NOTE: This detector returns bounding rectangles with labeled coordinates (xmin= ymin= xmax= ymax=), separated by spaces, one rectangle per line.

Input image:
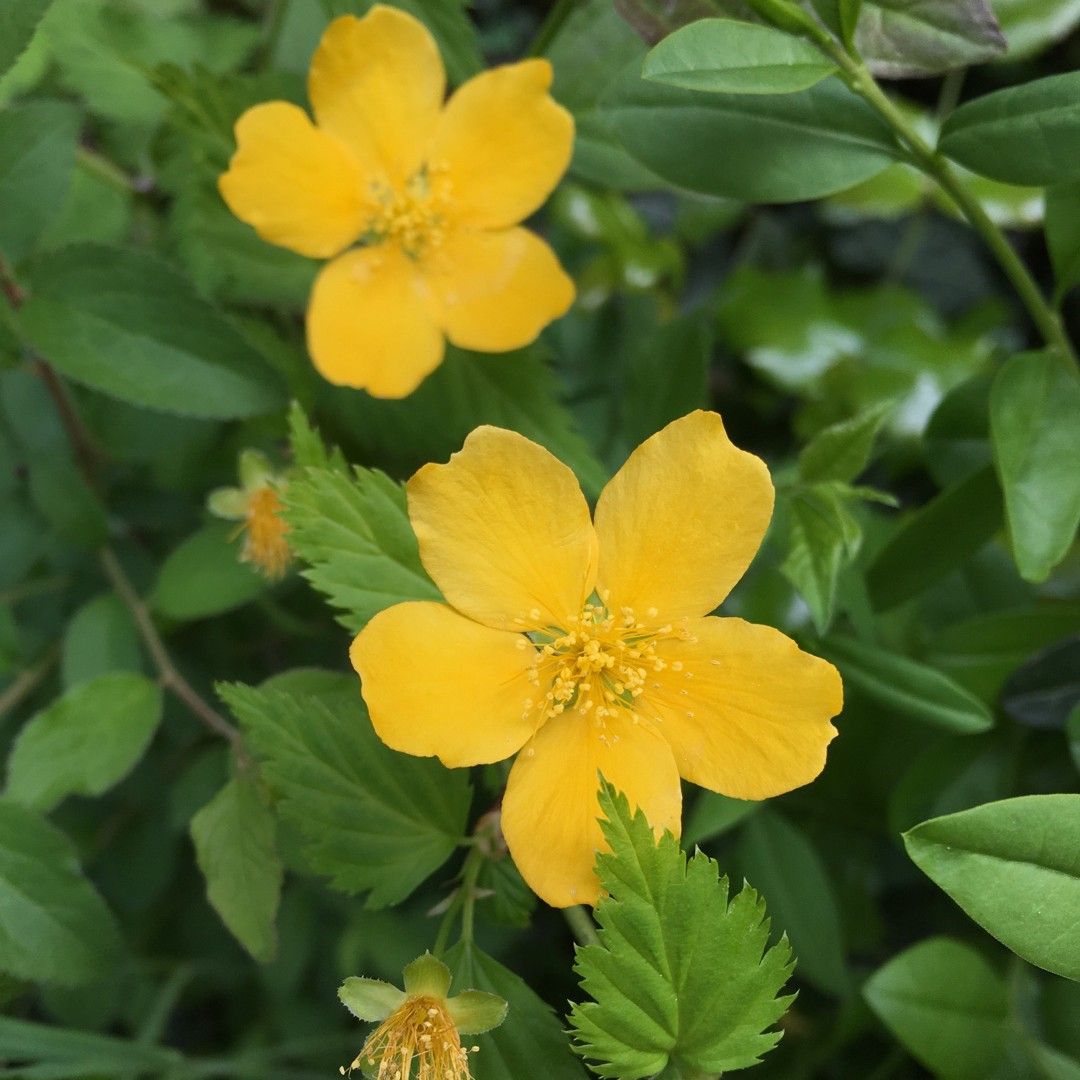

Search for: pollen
xmin=346 ymin=995 xmax=474 ymax=1080
xmin=241 ymin=485 xmax=291 ymax=581
xmin=365 ymin=164 xmax=451 ymax=260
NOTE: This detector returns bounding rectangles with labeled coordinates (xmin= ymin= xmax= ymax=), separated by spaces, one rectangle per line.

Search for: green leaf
xmin=284 ymin=464 xmax=440 ymax=633
xmin=798 ymin=401 xmax=894 ymax=483
xmin=150 ymin=521 xmax=265 ymax=621
xmin=445 ymin=941 xmax=587 ymax=1080
xmin=220 ymin=674 xmax=471 ymax=907
xmin=287 ymin=401 xmax=347 ymax=473
xmin=1069 ymin=703 xmax=1080 ymax=773
xmin=0 ymin=1016 xmax=182 ymax=1075
xmin=736 ymin=809 xmax=849 ymax=997
xmin=0 ymin=0 xmax=53 ymax=77
xmin=599 ymin=65 xmax=899 ymax=202
xmin=1001 ymin=638 xmax=1080 ymax=729
xmin=5 ymin=672 xmax=163 ymax=812
xmin=939 ymin=72 xmax=1080 ymax=186
xmin=569 ymin=784 xmax=794 ymax=1078
xmin=866 ymin=462 xmax=1003 ymax=611
xmin=61 ymin=594 xmax=143 ymax=689
xmin=190 ymin=775 xmax=282 ymax=963
xmin=0 ymin=101 xmax=79 ymax=266
xmin=853 ymin=0 xmax=1006 ymax=78
xmin=992 ymin=0 xmax=1080 ymax=60
xmin=821 ymin=634 xmax=994 ymax=733
xmin=904 ymin=795 xmax=1080 ymax=980
xmin=17 ymin=244 xmax=287 ymax=420
xmin=864 ymin=937 xmax=1009 ymax=1080
xmin=683 ymin=792 xmax=758 ymax=847
xmin=643 ymin=19 xmax=837 ymax=94
xmin=612 ymin=0 xmax=729 ymax=44
xmin=991 ymin=352 xmax=1080 ymax=583
xmin=1047 ymin=181 xmax=1080 ymax=302
xmin=0 ymin=800 xmax=123 ymax=985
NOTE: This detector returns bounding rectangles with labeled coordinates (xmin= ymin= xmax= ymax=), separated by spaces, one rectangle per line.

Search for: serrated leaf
xmin=798 ymin=401 xmax=894 ymax=483
xmin=0 ymin=800 xmax=124 ymax=985
xmin=283 ymin=464 xmax=440 ymax=633
xmin=219 ymin=673 xmax=470 ymax=907
xmin=903 ymin=795 xmax=1080 ymax=980
xmin=5 ymin=673 xmax=163 ymax=812
xmin=190 ymin=775 xmax=282 ymax=963
xmin=287 ymin=402 xmax=347 ymax=473
xmin=570 ymin=783 xmax=794 ymax=1078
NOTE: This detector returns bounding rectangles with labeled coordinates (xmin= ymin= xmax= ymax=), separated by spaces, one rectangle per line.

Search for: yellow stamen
xmin=365 ymin=165 xmax=451 ymax=260
xmin=242 ymin=485 xmax=291 ymax=581
xmin=346 ymin=996 xmax=473 ymax=1080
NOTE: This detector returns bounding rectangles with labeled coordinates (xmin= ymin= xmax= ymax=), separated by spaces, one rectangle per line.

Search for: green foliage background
xmin=0 ymin=0 xmax=1078 ymax=1077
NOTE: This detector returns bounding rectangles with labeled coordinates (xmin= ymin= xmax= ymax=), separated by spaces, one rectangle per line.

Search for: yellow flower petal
xmin=407 ymin=427 xmax=597 ymax=631
xmin=350 ymin=601 xmax=538 ymax=767
xmin=308 ymin=7 xmax=444 ymax=185
xmin=650 ymin=617 xmax=842 ymax=800
xmin=424 ymin=227 xmax=575 ymax=352
xmin=429 ymin=59 xmax=573 ymax=230
xmin=502 ymin=712 xmax=682 ymax=907
xmin=306 ymin=246 xmax=444 ymax=398
xmin=218 ymin=102 xmax=366 ymax=259
xmin=594 ymin=411 xmax=774 ymax=619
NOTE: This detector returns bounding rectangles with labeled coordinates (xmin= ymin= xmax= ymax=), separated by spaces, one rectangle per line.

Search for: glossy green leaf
xmin=190 ymin=775 xmax=282 ymax=963
xmin=5 ymin=672 xmax=163 ymax=812
xmin=822 ymin=634 xmax=994 ymax=733
xmin=600 ymin=66 xmax=899 ymax=202
xmin=939 ymin=73 xmax=1080 ymax=186
xmin=0 ymin=800 xmax=123 ymax=985
xmin=990 ymin=352 xmax=1080 ymax=582
xmin=904 ymin=795 xmax=1080 ymax=980
xmin=864 ymin=937 xmax=1009 ymax=1080
xmin=18 ymin=244 xmax=287 ymax=420
xmin=1046 ymin=181 xmax=1080 ymax=302
xmin=643 ymin=19 xmax=836 ymax=94
xmin=0 ymin=0 xmax=53 ymax=76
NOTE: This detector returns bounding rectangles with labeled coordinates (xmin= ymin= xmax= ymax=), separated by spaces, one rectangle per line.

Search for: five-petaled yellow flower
xmin=219 ymin=5 xmax=576 ymax=398
xmin=351 ymin=411 xmax=843 ymax=908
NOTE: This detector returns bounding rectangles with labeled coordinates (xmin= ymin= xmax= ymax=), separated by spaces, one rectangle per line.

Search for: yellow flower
xmin=350 ymin=411 xmax=843 ymax=908
xmin=219 ymin=5 xmax=576 ymax=398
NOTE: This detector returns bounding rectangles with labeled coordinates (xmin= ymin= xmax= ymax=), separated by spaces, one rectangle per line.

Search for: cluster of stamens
xmin=241 ymin=485 xmax=291 ymax=581
xmin=519 ymin=595 xmax=697 ymax=735
xmin=364 ymin=164 xmax=451 ymax=260
xmin=343 ymin=996 xmax=478 ymax=1080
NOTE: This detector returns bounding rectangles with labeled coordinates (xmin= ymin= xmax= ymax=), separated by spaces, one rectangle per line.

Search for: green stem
xmin=563 ymin=904 xmax=599 ymax=947
xmin=528 ymin=0 xmax=578 ymax=56
xmin=76 ymin=146 xmax=141 ymax=194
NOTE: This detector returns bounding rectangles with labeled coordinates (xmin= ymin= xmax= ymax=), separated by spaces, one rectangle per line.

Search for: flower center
xmin=347 ymin=995 xmax=474 ymax=1080
xmin=364 ymin=164 xmax=451 ymax=260
xmin=524 ymin=599 xmax=694 ymax=728
xmin=242 ymin=486 xmax=290 ymax=581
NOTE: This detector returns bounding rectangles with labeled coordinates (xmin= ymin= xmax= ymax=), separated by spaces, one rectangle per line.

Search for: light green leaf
xmin=6 ymin=672 xmax=163 ymax=812
xmin=61 ymin=594 xmax=143 ymax=689
xmin=570 ymin=784 xmax=794 ymax=1078
xmin=287 ymin=401 xmax=347 ymax=473
xmin=798 ymin=400 xmax=894 ymax=483
xmin=151 ymin=521 xmax=265 ymax=620
xmin=990 ymin=352 xmax=1080 ymax=583
xmin=284 ymin=464 xmax=440 ymax=633
xmin=0 ymin=0 xmax=54 ymax=77
xmin=904 ymin=795 xmax=1080 ymax=980
xmin=190 ymin=775 xmax=283 ymax=963
xmin=0 ymin=101 xmax=79 ymax=266
xmin=220 ymin=673 xmax=471 ymax=908
xmin=18 ymin=244 xmax=287 ymax=420
xmin=445 ymin=941 xmax=586 ymax=1080
xmin=737 ymin=809 xmax=849 ymax=997
xmin=0 ymin=800 xmax=124 ymax=985
xmin=1046 ymin=181 xmax=1080 ymax=302
xmin=864 ymin=937 xmax=1009 ymax=1080
xmin=991 ymin=0 xmax=1080 ymax=61
xmin=643 ymin=19 xmax=837 ymax=95
xmin=939 ymin=72 xmax=1080 ymax=186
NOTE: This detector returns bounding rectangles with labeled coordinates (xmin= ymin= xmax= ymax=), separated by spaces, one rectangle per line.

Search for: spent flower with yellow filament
xmin=351 ymin=411 xmax=844 ymax=908
xmin=219 ymin=5 xmax=575 ymax=398
xmin=207 ymin=450 xmax=291 ymax=581
xmin=339 ymin=953 xmax=506 ymax=1080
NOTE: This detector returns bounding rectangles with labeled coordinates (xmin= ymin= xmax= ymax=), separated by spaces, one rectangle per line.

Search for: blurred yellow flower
xmin=219 ymin=5 xmax=576 ymax=398
xmin=351 ymin=411 xmax=843 ymax=908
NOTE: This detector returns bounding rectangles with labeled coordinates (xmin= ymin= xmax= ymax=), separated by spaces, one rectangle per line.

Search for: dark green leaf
xmin=191 ymin=775 xmax=283 ymax=963
xmin=612 ymin=0 xmax=731 ymax=45
xmin=0 ymin=800 xmax=124 ymax=985
xmin=1000 ymin=638 xmax=1080 ymax=729
xmin=0 ymin=1016 xmax=181 ymax=1075
xmin=939 ymin=73 xmax=1080 ymax=186
xmin=18 ymin=244 xmax=287 ymax=420
xmin=683 ymin=791 xmax=758 ymax=847
xmin=904 ymin=795 xmax=1080 ymax=980
xmin=864 ymin=937 xmax=1009 ymax=1080
xmin=643 ymin=19 xmax=837 ymax=94
xmin=991 ymin=352 xmax=1080 ymax=582
xmin=220 ymin=673 xmax=471 ymax=907
xmin=61 ymin=594 xmax=143 ymax=689
xmin=0 ymin=0 xmax=54 ymax=76
xmin=1046 ymin=181 xmax=1080 ymax=302
xmin=5 ymin=672 xmax=163 ymax=812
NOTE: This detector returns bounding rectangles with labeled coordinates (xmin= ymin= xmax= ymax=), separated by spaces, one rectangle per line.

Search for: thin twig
xmin=0 ymin=647 xmax=59 ymax=722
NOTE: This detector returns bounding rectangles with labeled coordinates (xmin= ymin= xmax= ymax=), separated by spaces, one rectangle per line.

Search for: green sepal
xmin=403 ymin=953 xmax=452 ymax=999
xmin=446 ymin=989 xmax=509 ymax=1035
xmin=206 ymin=486 xmax=247 ymax=520
xmin=338 ymin=977 xmax=406 ymax=1022
xmin=238 ymin=448 xmax=273 ymax=492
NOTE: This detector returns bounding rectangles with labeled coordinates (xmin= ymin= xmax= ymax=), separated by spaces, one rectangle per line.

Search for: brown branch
xmin=0 ymin=647 xmax=59 ymax=721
